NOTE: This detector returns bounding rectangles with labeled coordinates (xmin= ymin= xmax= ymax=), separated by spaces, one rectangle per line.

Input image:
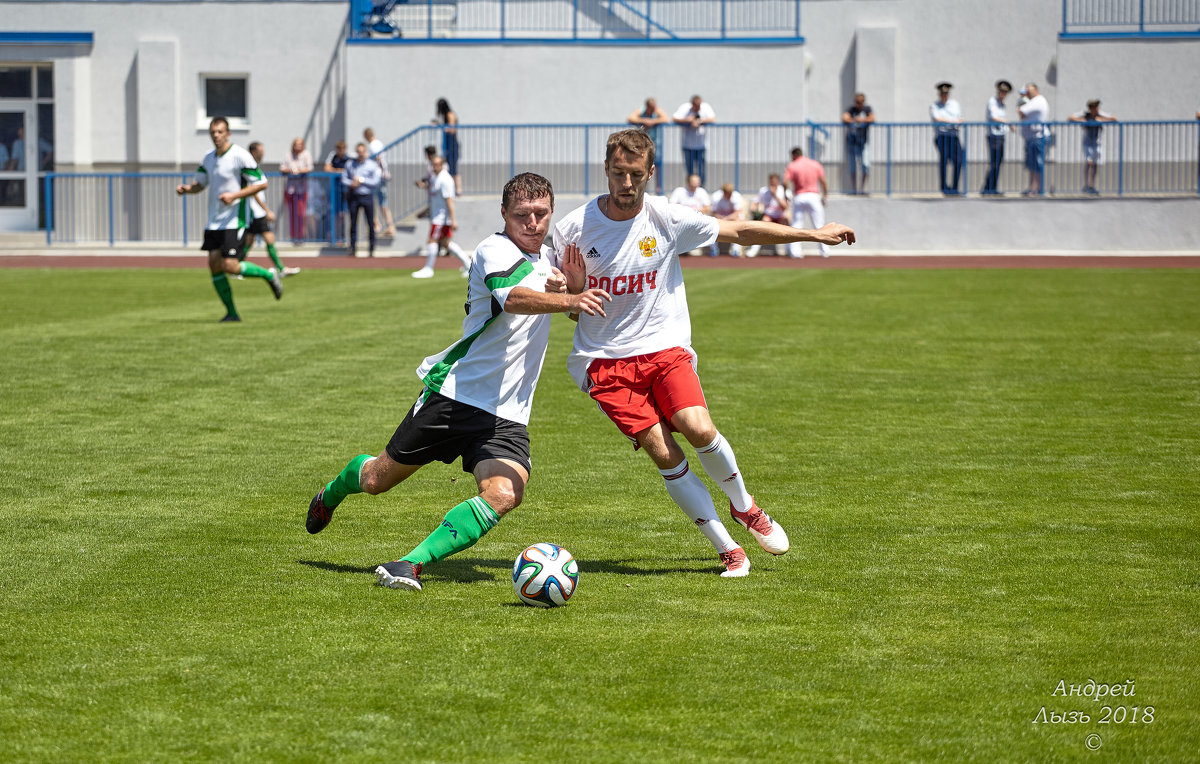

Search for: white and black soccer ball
xmin=512 ymin=543 xmax=579 ymax=607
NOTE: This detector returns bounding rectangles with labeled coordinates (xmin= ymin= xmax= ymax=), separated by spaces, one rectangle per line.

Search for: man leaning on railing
xmin=1068 ymin=99 xmax=1118 ymax=195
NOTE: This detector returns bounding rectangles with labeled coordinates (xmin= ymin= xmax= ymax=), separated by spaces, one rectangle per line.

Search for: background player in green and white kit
xmin=305 ymin=173 xmax=611 ymax=592
xmin=176 ymin=117 xmax=283 ymax=322
xmin=242 ymin=141 xmax=299 ymax=277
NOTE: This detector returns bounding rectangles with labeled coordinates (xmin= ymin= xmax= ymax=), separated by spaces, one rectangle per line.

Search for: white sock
xmin=423 ymin=241 xmax=439 ymax=269
xmin=446 ymin=240 xmax=471 ymax=268
xmin=695 ymin=432 xmax=754 ymax=513
xmin=660 ymin=460 xmax=739 ymax=553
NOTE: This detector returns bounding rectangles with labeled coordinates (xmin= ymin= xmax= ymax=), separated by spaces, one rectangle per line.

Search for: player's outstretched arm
xmin=717 ymin=219 xmax=855 ymax=247
xmin=504 ymin=286 xmax=611 ymax=318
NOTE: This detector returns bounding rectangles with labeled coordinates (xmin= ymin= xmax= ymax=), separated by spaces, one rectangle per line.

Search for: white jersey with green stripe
xmin=193 ymin=143 xmax=264 ymax=231
xmin=248 ymin=190 xmax=267 ymax=221
xmin=416 ymin=233 xmax=557 ymax=426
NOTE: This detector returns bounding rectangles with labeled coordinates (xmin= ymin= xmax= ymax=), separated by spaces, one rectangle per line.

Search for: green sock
xmin=240 ymin=261 xmax=273 ymax=279
xmin=266 ymin=242 xmax=284 ymax=272
xmin=211 ymin=273 xmax=237 ymax=317
xmin=322 ymin=454 xmax=372 ymax=508
xmin=402 ymin=496 xmax=500 ymax=566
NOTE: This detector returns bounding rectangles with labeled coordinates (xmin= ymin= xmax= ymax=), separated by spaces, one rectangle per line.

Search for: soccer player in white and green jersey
xmin=305 ymin=173 xmax=611 ymax=592
xmin=176 ymin=117 xmax=282 ymax=322
xmin=242 ymin=141 xmax=299 ymax=277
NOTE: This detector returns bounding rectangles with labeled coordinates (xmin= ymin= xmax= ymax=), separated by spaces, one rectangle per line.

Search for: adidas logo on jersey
xmin=585 ymin=247 xmax=601 ymax=258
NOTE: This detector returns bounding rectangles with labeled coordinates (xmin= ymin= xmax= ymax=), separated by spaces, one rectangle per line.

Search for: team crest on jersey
xmin=638 ymin=236 xmax=658 ymax=258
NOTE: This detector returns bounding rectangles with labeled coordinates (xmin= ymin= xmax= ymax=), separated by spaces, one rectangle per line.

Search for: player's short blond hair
xmin=605 ymin=129 xmax=655 ymax=172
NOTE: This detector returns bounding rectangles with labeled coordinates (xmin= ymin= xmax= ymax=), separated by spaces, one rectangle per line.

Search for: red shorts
xmin=430 ymin=223 xmax=453 ymax=240
xmin=587 ymin=347 xmax=708 ymax=443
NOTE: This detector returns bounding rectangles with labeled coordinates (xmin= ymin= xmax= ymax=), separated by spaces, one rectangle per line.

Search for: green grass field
xmin=1 ymin=265 xmax=1197 ymax=762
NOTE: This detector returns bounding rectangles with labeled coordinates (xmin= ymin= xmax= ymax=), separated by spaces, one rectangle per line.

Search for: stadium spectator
xmin=323 ymin=140 xmax=349 ymax=174
xmin=842 ymin=92 xmax=874 ymax=194
xmin=930 ymin=81 xmax=964 ymax=195
xmin=673 ymin=95 xmax=715 ymax=186
xmin=175 ymin=117 xmax=282 ymax=322
xmin=303 ymin=174 xmax=328 ymax=242
xmin=38 ymin=131 xmax=54 ymax=171
xmin=1018 ymin=83 xmax=1050 ymax=196
xmin=745 ymin=173 xmax=791 ymax=257
xmin=244 ymin=141 xmax=298 ymax=277
xmin=342 ymin=141 xmax=382 ymax=257
xmin=784 ymin=146 xmax=829 ymax=258
xmin=323 ymin=140 xmax=351 ymax=243
xmin=628 ymin=97 xmax=669 ymax=193
xmin=1068 ymin=99 xmax=1117 ymax=195
xmin=412 ymin=155 xmax=472 ymax=279
xmin=983 ymin=80 xmax=1013 ymax=195
xmin=668 ymin=173 xmax=710 ymax=213
xmin=7 ymin=125 xmax=25 ymax=171
xmin=413 ymin=144 xmax=439 ymax=223
xmin=668 ymin=173 xmax=710 ymax=255
xmin=363 ymin=127 xmax=394 ymax=236
xmin=306 ymin=173 xmax=612 ymax=593
xmin=707 ymin=182 xmax=745 ymax=257
xmin=434 ymin=98 xmax=462 ymax=195
xmin=550 ymin=129 xmax=855 ymax=577
xmin=417 ymin=144 xmax=438 ymax=188
xmin=279 ymin=137 xmax=313 ymax=244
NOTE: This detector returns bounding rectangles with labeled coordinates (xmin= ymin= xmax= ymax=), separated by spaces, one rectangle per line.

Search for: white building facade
xmin=1 ymin=0 xmax=1197 ymax=232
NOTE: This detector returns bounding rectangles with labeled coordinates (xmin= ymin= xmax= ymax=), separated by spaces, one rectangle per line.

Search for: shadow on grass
xmin=154 ymin=318 xmax=238 ymax=324
xmin=297 ymin=559 xmax=378 ymax=575
xmin=297 ymin=556 xmax=716 ymax=581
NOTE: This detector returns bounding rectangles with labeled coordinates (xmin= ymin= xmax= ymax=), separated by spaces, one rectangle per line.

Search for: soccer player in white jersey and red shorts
xmin=552 ymin=129 xmax=855 ymax=577
xmin=412 ymin=155 xmax=473 ymax=279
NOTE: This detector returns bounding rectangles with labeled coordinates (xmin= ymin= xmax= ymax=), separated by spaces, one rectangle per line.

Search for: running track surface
xmin=2 ymin=254 xmax=1198 ymax=269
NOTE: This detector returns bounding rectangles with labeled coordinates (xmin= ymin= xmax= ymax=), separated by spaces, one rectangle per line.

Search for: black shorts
xmin=246 ymin=216 xmax=271 ymax=235
xmin=202 ymin=228 xmax=244 ymax=258
xmin=386 ymin=389 xmax=532 ymax=474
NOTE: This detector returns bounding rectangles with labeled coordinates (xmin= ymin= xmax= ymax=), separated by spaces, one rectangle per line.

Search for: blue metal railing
xmin=348 ymin=0 xmax=804 ymax=42
xmin=371 ymin=120 xmax=1199 ymax=203
xmin=43 ymin=172 xmax=347 ymax=247
xmin=1061 ymin=0 xmax=1200 ymax=37
xmin=44 ymin=120 xmax=1200 ymax=246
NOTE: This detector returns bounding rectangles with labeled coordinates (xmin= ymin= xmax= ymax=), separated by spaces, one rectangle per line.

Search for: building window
xmin=0 ymin=67 xmax=34 ymax=99
xmin=199 ymin=74 xmax=249 ymax=130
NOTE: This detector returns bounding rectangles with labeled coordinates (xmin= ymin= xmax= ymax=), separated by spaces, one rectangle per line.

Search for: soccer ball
xmin=512 ymin=543 xmax=579 ymax=607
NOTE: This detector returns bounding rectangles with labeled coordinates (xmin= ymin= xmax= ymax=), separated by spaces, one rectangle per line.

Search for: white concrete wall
xmin=2 ymin=0 xmax=1197 ymax=169
xmin=1055 ymin=38 xmax=1200 ymax=121
xmin=3 ymin=1 xmax=347 ymax=169
xmin=346 ymin=0 xmax=1199 ymax=128
xmin=344 ymin=42 xmax=808 ymax=140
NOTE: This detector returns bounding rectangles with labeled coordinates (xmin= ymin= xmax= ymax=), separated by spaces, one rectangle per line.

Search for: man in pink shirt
xmin=783 ymin=147 xmax=829 ymax=257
